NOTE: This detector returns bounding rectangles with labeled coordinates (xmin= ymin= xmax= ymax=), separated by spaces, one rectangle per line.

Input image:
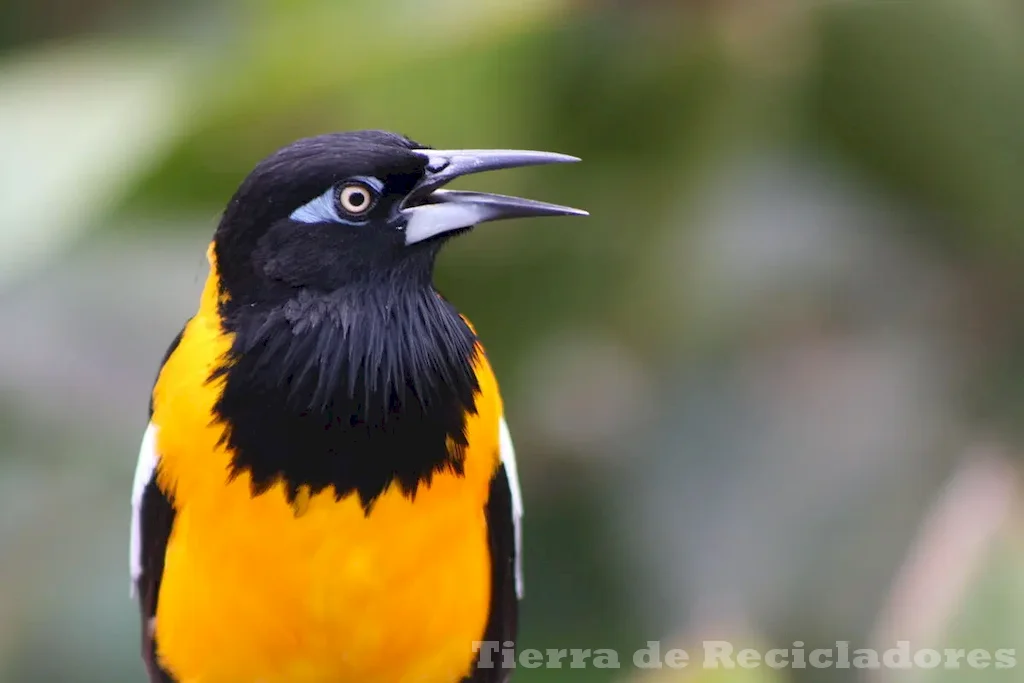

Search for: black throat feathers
xmin=211 ymin=284 xmax=480 ymax=511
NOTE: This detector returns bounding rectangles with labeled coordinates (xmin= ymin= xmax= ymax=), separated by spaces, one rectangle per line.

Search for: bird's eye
xmin=289 ymin=177 xmax=383 ymax=225
xmin=337 ymin=182 xmax=377 ymax=216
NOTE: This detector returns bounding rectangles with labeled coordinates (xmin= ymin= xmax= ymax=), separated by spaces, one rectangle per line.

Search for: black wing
xmin=132 ymin=325 xmax=186 ymax=682
xmin=136 ymin=480 xmax=176 ymax=682
xmin=468 ymin=461 xmax=519 ymax=683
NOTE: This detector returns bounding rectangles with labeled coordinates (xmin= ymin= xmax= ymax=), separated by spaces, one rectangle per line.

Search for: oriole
xmin=128 ymin=130 xmax=585 ymax=683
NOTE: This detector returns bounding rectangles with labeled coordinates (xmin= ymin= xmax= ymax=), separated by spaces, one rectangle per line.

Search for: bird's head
xmin=212 ymin=130 xmax=585 ymax=307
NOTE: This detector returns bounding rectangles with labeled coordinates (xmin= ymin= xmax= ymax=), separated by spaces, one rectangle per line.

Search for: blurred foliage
xmin=807 ymin=0 xmax=1024 ymax=256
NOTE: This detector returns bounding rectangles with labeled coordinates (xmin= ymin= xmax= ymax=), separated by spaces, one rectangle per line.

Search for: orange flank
xmin=149 ymin=251 xmax=504 ymax=683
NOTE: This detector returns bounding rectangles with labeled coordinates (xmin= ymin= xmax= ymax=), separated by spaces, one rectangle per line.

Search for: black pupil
xmin=348 ymin=189 xmax=366 ymax=208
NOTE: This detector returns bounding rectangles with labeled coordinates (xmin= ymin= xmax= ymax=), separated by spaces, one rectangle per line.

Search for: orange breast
xmin=150 ymin=270 xmax=503 ymax=683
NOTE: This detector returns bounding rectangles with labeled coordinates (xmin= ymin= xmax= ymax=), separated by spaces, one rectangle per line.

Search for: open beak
xmin=401 ymin=148 xmax=588 ymax=245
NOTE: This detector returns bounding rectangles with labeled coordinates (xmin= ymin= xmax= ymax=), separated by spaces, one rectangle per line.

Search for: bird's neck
xmin=224 ymin=285 xmax=478 ymax=407
xmin=209 ymin=282 xmax=481 ymax=511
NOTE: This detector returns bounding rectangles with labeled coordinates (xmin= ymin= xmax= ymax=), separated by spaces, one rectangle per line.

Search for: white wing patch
xmin=498 ymin=416 xmax=524 ymax=598
xmin=129 ymin=422 xmax=158 ymax=596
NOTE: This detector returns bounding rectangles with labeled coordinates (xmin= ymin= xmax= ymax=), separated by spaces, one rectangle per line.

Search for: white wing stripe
xmin=129 ymin=422 xmax=158 ymax=595
xmin=498 ymin=416 xmax=524 ymax=598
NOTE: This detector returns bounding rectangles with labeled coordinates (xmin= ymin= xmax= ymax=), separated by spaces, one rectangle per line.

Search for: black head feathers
xmin=204 ymin=130 xmax=584 ymax=509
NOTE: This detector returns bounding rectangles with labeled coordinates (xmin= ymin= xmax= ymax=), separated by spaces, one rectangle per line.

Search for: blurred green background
xmin=2 ymin=0 xmax=1024 ymax=681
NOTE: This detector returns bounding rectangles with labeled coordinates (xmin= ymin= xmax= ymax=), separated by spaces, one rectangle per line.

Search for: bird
xmin=128 ymin=130 xmax=586 ymax=683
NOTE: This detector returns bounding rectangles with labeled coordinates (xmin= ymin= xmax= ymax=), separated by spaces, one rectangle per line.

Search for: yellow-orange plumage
xmin=148 ymin=255 xmax=504 ymax=683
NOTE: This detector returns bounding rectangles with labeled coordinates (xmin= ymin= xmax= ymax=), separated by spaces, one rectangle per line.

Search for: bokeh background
xmin=3 ymin=0 xmax=1024 ymax=681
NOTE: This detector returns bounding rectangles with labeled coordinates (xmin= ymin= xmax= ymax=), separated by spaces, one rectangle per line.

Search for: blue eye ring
xmin=290 ymin=176 xmax=384 ymax=225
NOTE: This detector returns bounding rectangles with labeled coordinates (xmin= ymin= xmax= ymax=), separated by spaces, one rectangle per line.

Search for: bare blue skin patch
xmin=290 ymin=177 xmax=384 ymax=225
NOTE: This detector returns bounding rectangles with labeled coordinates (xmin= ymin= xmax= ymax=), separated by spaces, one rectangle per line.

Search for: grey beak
xmin=401 ymin=148 xmax=587 ymax=245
